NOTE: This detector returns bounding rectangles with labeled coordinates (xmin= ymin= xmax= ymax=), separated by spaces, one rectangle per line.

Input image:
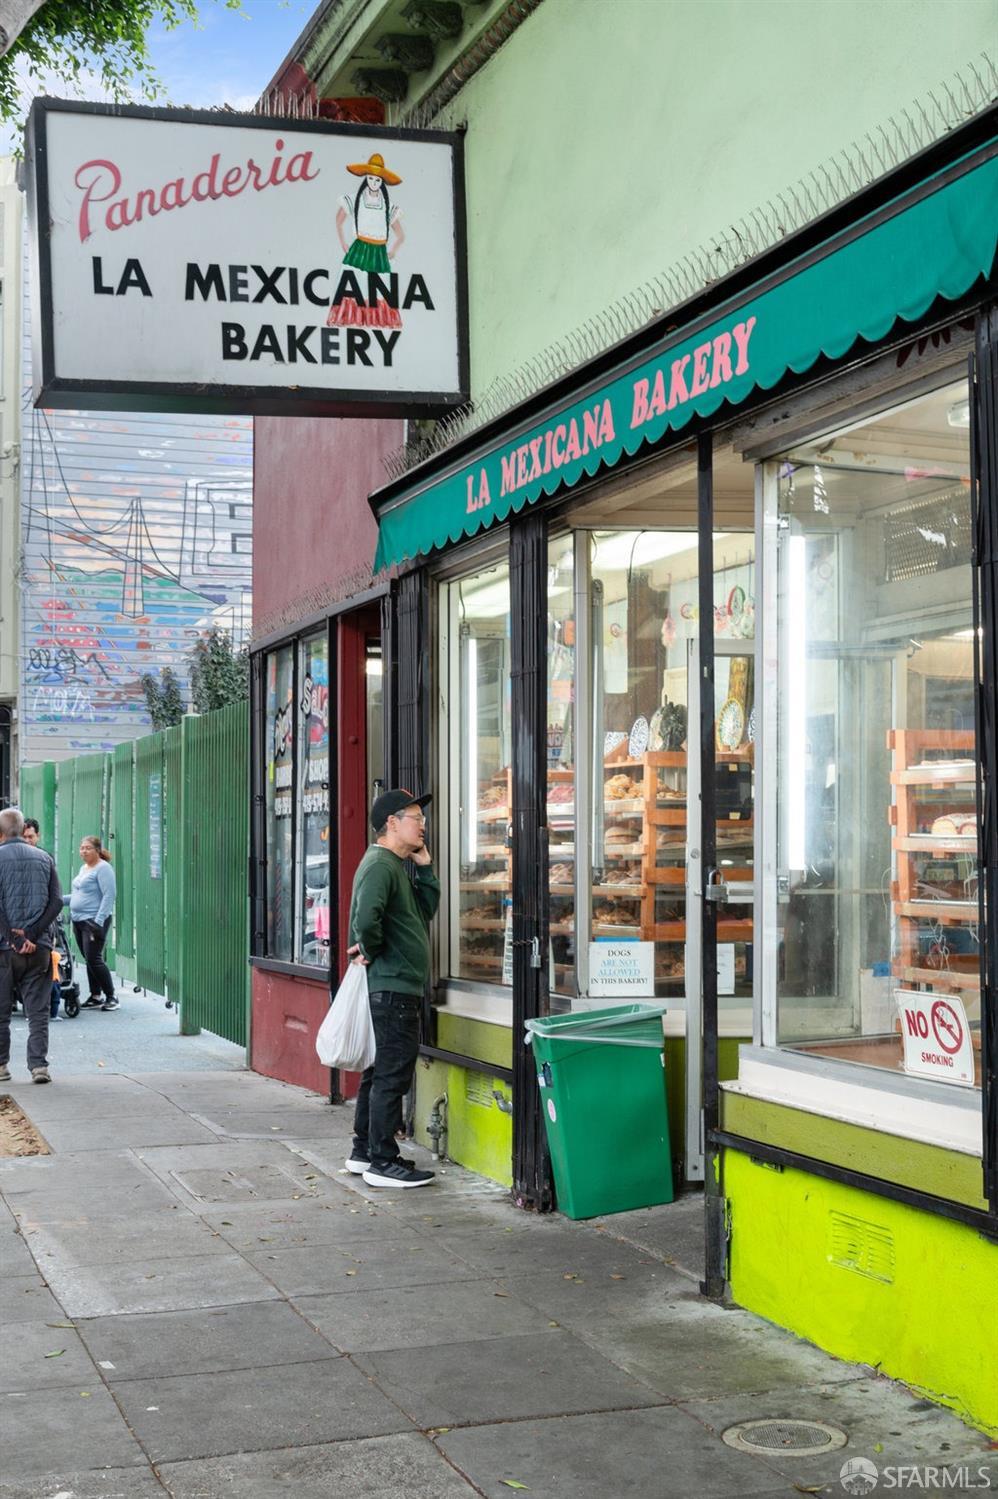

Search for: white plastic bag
xmin=315 ymin=962 xmax=375 ymax=1070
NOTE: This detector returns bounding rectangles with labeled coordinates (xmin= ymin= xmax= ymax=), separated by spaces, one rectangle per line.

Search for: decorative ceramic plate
xmin=628 ymin=715 xmax=650 ymax=758
xmin=604 ymin=731 xmax=627 ymax=756
xmin=717 ymin=697 xmax=745 ymax=751
xmin=747 ymin=706 xmax=757 ymax=744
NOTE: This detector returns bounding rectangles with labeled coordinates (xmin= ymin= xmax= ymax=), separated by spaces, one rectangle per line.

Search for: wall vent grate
xmin=828 ymin=1210 xmax=896 ymax=1284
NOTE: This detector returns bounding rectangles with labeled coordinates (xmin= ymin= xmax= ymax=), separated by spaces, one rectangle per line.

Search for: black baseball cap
xmin=371 ymin=788 xmax=432 ymax=829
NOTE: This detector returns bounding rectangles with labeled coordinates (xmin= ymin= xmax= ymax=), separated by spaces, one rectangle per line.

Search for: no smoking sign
xmin=897 ymin=989 xmax=976 ymax=1086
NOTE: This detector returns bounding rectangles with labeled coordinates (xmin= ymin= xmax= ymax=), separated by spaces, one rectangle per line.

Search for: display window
xmin=264 ymin=643 xmax=294 ymax=961
xmin=547 ymin=535 xmax=576 ymax=994
xmin=440 ymin=559 xmax=513 ymax=985
xmin=297 ymin=632 xmax=331 ymax=967
xmin=584 ymin=519 xmax=755 ymax=1012
xmin=434 ymin=453 xmax=760 ymax=1025
xmin=772 ymin=379 xmax=981 ymax=1088
xmin=259 ymin=629 xmax=334 ymax=970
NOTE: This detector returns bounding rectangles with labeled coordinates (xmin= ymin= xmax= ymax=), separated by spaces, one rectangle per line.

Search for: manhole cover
xmin=722 ymin=1419 xmax=847 ymax=1457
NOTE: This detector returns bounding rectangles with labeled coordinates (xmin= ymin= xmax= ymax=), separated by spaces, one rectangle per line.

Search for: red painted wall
xmin=251 ymin=414 xmax=400 ymax=1092
xmin=252 ymin=414 xmax=402 ymax=638
xmin=250 ymin=969 xmax=331 ymax=1097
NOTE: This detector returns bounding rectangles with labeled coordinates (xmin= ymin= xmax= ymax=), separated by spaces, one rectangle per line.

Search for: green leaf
xmin=44 ymin=1349 xmax=65 ymax=1358
xmin=501 ymin=1484 xmax=529 ymax=1492
xmin=0 ymin=4 xmax=246 ymax=150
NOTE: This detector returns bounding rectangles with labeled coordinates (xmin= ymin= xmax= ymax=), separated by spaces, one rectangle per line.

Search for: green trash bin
xmin=527 ymin=1003 xmax=674 ymax=1220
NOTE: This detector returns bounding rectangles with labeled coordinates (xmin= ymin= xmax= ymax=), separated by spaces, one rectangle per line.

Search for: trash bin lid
xmin=526 ymin=1003 xmax=666 ymax=1047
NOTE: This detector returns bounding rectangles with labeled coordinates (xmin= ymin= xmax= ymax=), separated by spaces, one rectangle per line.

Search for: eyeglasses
xmin=398 ymin=812 xmax=426 ymax=827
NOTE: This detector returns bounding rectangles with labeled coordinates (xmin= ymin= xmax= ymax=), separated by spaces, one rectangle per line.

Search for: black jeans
xmin=0 ymin=946 xmax=51 ymax=1071
xmin=73 ymin=918 xmax=114 ymax=1001
xmin=352 ymin=990 xmax=421 ymax=1170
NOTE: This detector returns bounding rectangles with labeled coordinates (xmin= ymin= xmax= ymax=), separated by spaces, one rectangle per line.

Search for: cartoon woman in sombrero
xmin=328 ymin=152 xmax=405 ymax=330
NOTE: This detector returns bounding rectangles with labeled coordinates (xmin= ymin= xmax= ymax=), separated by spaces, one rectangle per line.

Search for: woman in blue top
xmin=69 ymin=836 xmax=118 ymax=1011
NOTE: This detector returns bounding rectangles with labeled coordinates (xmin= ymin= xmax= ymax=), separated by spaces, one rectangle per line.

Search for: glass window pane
xmin=265 ymin=644 xmax=294 ymax=960
xmin=366 ymin=636 xmax=384 ymax=799
xmin=445 ymin=562 xmax=512 ymax=985
xmin=297 ymin=633 xmax=330 ymax=967
xmin=590 ymin=530 xmax=697 ymax=1003
xmin=547 ymin=535 xmax=575 ymax=995
xmin=587 ymin=527 xmax=755 ymax=1011
xmin=775 ymin=380 xmax=980 ymax=1086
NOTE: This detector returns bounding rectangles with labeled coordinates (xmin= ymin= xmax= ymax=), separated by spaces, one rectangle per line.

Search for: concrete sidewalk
xmin=21 ymin=984 xmax=248 ymax=1076
xmin=1 ymin=1068 xmax=995 ymax=1499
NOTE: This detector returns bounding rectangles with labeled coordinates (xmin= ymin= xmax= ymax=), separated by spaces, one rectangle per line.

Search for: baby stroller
xmin=11 ymin=918 xmax=80 ymax=1018
xmin=53 ymin=920 xmax=81 ymax=1018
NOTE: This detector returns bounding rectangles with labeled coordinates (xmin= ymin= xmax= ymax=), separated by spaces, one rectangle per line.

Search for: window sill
xmin=433 ymin=986 xmax=753 ymax=1037
xmin=724 ymin=1043 xmax=982 ymax=1156
xmin=435 ymin=984 xmax=512 ymax=1027
xmin=250 ymin=956 xmax=330 ymax=984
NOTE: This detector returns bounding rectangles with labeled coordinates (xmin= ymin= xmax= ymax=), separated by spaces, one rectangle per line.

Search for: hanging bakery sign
xmin=26 ymin=99 xmax=468 ymax=416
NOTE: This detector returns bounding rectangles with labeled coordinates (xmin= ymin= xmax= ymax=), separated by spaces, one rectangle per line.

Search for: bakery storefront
xmin=368 ymin=114 xmax=998 ymax=1428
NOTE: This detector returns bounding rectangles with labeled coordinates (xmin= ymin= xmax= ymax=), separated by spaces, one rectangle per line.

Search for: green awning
xmin=374 ymin=147 xmax=998 ymax=574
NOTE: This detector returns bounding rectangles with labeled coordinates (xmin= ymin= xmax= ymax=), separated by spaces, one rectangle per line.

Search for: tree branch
xmin=0 ymin=0 xmax=48 ymax=59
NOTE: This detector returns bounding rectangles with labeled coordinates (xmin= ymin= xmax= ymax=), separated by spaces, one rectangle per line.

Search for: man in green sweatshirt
xmin=346 ymin=788 xmax=440 ymax=1188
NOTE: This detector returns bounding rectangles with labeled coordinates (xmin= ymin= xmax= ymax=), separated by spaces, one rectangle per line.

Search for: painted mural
xmin=20 ymin=400 xmax=252 ymax=762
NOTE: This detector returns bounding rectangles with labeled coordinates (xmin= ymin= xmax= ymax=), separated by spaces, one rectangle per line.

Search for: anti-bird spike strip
xmin=381 ymin=54 xmax=996 ymax=482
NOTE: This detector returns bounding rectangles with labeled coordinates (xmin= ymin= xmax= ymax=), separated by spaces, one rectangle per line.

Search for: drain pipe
xmin=426 ymin=1094 xmax=448 ymax=1160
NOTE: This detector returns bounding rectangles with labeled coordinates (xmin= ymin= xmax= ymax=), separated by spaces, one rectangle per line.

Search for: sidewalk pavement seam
xmin=425 ymin=1436 xmax=499 ymax=1499
xmin=175 ymin=1194 xmax=694 ymax=1458
xmin=4 ymin=1171 xmax=434 ymax=1477
xmin=593 ymin=1223 xmax=704 ymax=1285
xmin=99 ymin=1350 xmax=349 ymax=1382
xmin=85 ymin=1160 xmax=478 ymax=1445
xmin=3 ymin=1214 xmax=176 ymax=1496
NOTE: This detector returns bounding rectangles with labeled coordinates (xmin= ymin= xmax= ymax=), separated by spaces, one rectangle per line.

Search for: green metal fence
xmin=71 ymin=753 xmax=105 ymax=856
xmin=18 ymin=705 xmax=249 ymax=1049
xmin=181 ymin=704 xmax=250 ymax=1044
xmin=164 ymin=725 xmax=183 ymax=1010
xmin=70 ymin=753 xmax=112 ymax=967
xmin=110 ymin=743 xmax=136 ymax=983
xmin=20 ymin=763 xmax=55 ymax=841
xmin=54 ymin=761 xmax=75 ymax=892
xmin=134 ymin=732 xmax=167 ymax=997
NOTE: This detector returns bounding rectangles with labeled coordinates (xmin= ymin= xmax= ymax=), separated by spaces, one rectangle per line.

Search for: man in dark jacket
xmin=346 ymin=789 xmax=440 ymax=1188
xmin=0 ymin=807 xmax=64 ymax=1084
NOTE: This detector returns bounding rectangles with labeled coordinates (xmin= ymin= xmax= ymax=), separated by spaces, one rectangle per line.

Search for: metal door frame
xmin=685 ymin=635 xmax=757 ymax=1183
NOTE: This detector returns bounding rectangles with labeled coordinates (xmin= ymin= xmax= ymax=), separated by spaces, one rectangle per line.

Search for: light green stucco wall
xmin=721 ymin=1088 xmax=988 ymax=1209
xmin=725 ymin=1149 xmax=998 ymax=1435
xmin=457 ymin=0 xmax=996 ymax=401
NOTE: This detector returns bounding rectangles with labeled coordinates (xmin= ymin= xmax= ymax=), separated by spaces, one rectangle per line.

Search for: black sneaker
xmin=362 ymin=1159 xmax=435 ymax=1189
xmin=344 ymin=1154 xmax=370 ymax=1175
xmin=83 ymin=996 xmax=103 ymax=1007
xmin=101 ymin=998 xmax=120 ymax=1011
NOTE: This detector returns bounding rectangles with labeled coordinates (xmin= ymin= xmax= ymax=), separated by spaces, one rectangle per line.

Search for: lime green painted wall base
xmin=663 ymin=1035 xmax=742 ymax=1178
xmin=412 ymin=1014 xmax=513 ymax=1187
xmin=725 ymin=1149 xmax=998 ymax=1436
